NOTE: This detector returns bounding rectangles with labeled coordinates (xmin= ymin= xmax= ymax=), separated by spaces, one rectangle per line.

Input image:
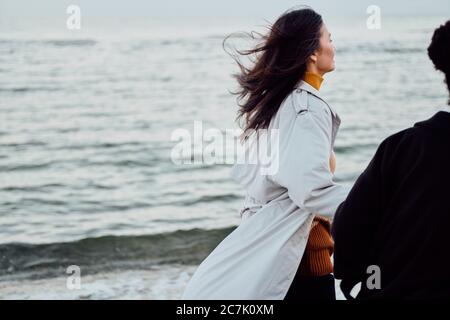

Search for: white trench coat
xmin=181 ymin=81 xmax=350 ymax=300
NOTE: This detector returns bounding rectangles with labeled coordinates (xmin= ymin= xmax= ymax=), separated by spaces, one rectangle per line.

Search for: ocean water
xmin=0 ymin=15 xmax=448 ymax=299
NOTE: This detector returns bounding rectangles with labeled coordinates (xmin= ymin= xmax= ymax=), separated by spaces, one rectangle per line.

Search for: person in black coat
xmin=331 ymin=20 xmax=450 ymax=299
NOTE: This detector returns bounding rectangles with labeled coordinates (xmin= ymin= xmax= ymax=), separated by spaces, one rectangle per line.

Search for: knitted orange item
xmin=298 ymin=216 xmax=334 ymax=276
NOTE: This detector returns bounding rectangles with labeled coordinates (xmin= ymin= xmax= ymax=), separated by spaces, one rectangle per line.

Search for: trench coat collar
xmin=294 ymin=80 xmax=339 ymax=119
xmin=294 ymin=80 xmax=341 ymax=126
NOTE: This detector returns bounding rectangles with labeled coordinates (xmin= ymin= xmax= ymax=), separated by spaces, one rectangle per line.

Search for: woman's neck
xmin=303 ymin=71 xmax=324 ymax=91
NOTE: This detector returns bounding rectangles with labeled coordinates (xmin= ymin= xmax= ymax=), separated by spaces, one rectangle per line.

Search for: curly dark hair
xmin=428 ymin=20 xmax=450 ymax=105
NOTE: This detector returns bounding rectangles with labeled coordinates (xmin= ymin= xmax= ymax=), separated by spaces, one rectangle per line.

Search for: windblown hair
xmin=223 ymin=7 xmax=323 ymax=136
xmin=428 ymin=19 xmax=450 ymax=105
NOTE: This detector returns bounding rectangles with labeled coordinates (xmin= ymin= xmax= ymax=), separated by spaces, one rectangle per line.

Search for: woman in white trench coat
xmin=181 ymin=7 xmax=350 ymax=300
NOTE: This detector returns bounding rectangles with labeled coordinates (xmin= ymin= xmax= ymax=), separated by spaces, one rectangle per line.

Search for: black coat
xmin=332 ymin=111 xmax=450 ymax=299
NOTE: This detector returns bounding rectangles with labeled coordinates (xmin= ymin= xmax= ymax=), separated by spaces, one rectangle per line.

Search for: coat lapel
xmin=295 ymin=80 xmax=341 ymax=146
xmin=295 ymin=80 xmax=339 ymax=119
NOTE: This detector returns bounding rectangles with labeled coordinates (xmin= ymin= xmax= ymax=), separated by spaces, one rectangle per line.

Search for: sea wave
xmin=0 ymin=39 xmax=97 ymax=47
xmin=0 ymin=227 xmax=236 ymax=281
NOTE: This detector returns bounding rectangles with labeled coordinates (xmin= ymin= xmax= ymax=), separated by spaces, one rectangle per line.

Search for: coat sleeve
xmin=331 ymin=139 xmax=389 ymax=299
xmin=271 ymin=104 xmax=349 ymax=219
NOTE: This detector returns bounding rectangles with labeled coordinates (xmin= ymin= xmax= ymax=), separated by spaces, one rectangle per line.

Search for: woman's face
xmin=310 ymin=23 xmax=335 ymax=75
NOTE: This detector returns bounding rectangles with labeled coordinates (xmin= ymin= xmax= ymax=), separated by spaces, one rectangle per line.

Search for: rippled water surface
xmin=0 ymin=16 xmax=448 ymax=297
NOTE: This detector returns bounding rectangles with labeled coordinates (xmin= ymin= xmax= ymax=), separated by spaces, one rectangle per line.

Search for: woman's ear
xmin=309 ymin=52 xmax=318 ymax=64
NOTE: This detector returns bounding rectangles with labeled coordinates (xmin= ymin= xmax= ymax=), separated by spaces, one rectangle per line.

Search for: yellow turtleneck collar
xmin=303 ymin=71 xmax=324 ymax=91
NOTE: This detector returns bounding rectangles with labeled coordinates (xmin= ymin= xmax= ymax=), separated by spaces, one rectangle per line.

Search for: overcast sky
xmin=1 ymin=0 xmax=449 ymax=18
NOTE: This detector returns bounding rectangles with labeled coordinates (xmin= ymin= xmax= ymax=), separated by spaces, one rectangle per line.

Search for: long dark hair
xmin=224 ymin=7 xmax=323 ymax=136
